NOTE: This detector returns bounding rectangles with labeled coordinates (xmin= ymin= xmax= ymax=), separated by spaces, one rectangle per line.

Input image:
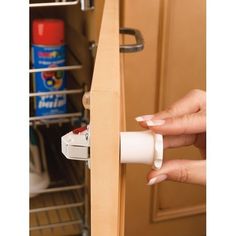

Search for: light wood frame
xmin=90 ymin=0 xmax=126 ymax=235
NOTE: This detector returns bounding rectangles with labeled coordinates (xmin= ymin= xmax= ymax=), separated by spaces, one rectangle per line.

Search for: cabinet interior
xmin=29 ymin=1 xmax=102 ymax=235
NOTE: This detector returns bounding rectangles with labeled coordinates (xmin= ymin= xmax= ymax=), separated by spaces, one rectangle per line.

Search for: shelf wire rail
xmin=29 ymin=45 xmax=82 ymax=74
xmin=29 ymin=0 xmax=79 ymax=8
xmin=30 ymin=167 xmax=85 ymax=234
xmin=29 ymin=0 xmax=94 ymax=10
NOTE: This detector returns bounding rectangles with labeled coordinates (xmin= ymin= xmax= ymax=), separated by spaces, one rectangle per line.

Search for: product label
xmin=32 ymin=44 xmax=67 ymax=116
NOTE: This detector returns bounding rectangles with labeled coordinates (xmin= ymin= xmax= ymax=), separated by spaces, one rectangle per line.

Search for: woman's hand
xmin=136 ymin=89 xmax=206 ymax=185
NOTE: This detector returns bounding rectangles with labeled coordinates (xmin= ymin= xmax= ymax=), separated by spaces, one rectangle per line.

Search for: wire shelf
xmin=29 ymin=1 xmax=91 ymax=234
xmin=30 ymin=185 xmax=84 ymax=235
xmin=29 ymin=112 xmax=83 ymax=127
xmin=29 ymin=65 xmax=82 ymax=74
xmin=29 ymin=88 xmax=84 ymax=97
xmin=29 ymin=0 xmax=79 ymax=8
xmin=30 ymin=147 xmax=89 ymax=235
xmin=29 ymin=0 xmax=94 ymax=11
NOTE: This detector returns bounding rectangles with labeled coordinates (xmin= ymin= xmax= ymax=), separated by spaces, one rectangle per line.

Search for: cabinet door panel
xmin=90 ymin=0 xmax=125 ymax=236
xmin=122 ymin=0 xmax=206 ymax=235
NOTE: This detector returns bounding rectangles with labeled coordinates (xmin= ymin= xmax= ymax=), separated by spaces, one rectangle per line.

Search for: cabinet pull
xmin=120 ymin=28 xmax=144 ymax=53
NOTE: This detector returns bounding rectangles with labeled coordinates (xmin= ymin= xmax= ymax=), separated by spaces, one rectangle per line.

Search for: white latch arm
xmin=61 ymin=126 xmax=90 ymax=161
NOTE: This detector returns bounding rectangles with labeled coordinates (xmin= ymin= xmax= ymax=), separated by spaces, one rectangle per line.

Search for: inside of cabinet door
xmin=90 ymin=0 xmax=126 ymax=235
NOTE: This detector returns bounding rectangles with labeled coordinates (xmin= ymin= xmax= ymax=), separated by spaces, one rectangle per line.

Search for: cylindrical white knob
xmin=120 ymin=131 xmax=163 ymax=169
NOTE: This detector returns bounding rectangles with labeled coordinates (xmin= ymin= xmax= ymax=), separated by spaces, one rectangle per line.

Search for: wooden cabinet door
xmin=89 ymin=0 xmax=205 ymax=235
xmin=90 ymin=0 xmax=126 ymax=236
xmin=122 ymin=0 xmax=206 ymax=236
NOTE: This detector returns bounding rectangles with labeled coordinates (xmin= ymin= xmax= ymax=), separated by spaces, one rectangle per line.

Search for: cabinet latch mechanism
xmin=61 ymin=125 xmax=164 ymax=170
xmin=61 ymin=125 xmax=91 ymax=168
xmin=61 ymin=91 xmax=164 ymax=170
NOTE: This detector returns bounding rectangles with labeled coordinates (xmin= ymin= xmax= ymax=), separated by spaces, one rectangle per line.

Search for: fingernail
xmin=146 ymin=119 xmax=165 ymax=126
xmin=147 ymin=174 xmax=167 ymax=185
xmin=135 ymin=115 xmax=154 ymax=122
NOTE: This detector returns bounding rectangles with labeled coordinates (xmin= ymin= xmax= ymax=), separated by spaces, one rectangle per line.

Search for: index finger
xmin=136 ymin=89 xmax=206 ymax=128
xmin=147 ymin=111 xmax=206 ymax=135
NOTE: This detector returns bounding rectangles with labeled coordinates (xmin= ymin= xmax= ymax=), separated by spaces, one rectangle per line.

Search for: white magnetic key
xmin=120 ymin=131 xmax=164 ymax=169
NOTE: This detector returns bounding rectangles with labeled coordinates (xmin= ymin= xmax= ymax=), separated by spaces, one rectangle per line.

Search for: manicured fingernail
xmin=147 ymin=174 xmax=167 ymax=185
xmin=146 ymin=119 xmax=165 ymax=126
xmin=135 ymin=115 xmax=154 ymax=122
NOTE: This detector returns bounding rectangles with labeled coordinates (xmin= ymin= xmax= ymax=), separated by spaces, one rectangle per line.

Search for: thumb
xmin=147 ymin=160 xmax=206 ymax=185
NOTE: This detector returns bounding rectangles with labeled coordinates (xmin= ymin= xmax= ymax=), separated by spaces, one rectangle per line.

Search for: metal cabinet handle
xmin=120 ymin=28 xmax=144 ymax=53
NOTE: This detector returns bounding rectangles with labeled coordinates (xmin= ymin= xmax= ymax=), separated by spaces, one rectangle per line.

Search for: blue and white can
xmin=31 ymin=44 xmax=67 ymax=116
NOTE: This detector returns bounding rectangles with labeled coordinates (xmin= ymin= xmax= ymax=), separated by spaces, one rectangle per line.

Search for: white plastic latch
xmin=61 ymin=126 xmax=91 ymax=167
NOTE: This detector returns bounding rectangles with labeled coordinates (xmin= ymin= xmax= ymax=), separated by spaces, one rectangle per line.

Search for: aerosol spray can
xmin=32 ymin=19 xmax=67 ymax=116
